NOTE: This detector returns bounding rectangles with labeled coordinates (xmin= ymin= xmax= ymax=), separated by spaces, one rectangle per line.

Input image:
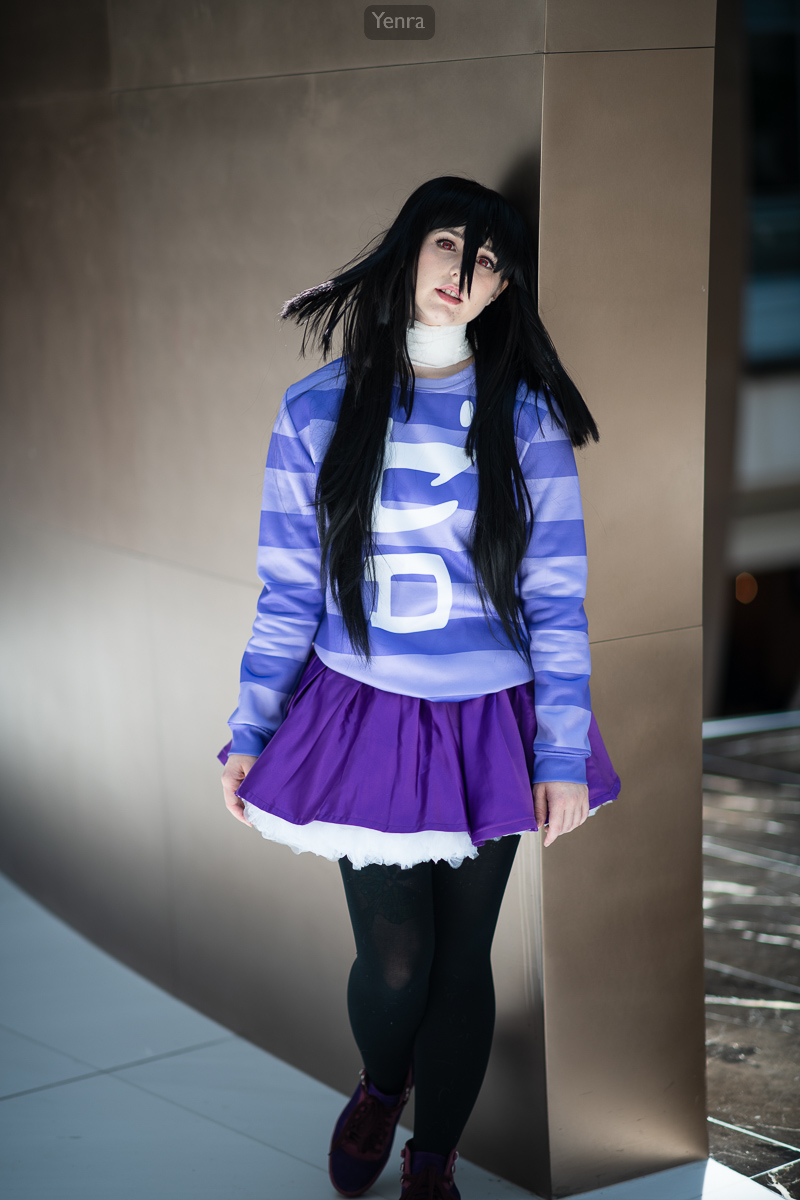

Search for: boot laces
xmin=401 ymin=1162 xmax=456 ymax=1199
xmin=334 ymin=1092 xmax=397 ymax=1155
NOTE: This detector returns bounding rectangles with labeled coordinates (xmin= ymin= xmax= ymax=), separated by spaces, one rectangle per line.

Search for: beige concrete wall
xmin=531 ymin=28 xmax=715 ymax=1194
xmin=0 ymin=2 xmax=718 ymax=1195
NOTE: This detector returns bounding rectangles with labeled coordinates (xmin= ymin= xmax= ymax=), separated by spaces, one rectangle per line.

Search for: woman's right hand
xmin=222 ymin=754 xmax=258 ymax=827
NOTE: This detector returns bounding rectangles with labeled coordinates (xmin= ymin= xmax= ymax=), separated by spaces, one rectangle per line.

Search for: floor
xmin=0 ymin=870 xmax=774 ymax=1199
xmin=702 ymin=719 xmax=800 ymax=1197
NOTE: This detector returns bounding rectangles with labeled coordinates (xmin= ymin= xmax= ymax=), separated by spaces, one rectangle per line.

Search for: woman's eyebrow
xmin=439 ymin=228 xmax=497 ymax=255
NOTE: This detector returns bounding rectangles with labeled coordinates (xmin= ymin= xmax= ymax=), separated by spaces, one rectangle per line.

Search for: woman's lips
xmin=436 ymin=288 xmax=462 ymax=305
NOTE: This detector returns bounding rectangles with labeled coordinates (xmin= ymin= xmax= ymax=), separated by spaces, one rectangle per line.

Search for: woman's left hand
xmin=533 ymin=781 xmax=589 ymax=847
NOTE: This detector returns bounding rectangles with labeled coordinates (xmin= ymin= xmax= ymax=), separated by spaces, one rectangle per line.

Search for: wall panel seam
xmin=107 ymin=52 xmax=544 ymax=97
xmin=0 ymin=516 xmax=260 ymax=591
xmin=544 ymin=45 xmax=714 ymax=57
xmin=0 ymin=521 xmax=708 ymax=631
xmin=107 ymin=44 xmax=717 ymax=101
xmin=589 ymin=623 xmax=702 ymax=647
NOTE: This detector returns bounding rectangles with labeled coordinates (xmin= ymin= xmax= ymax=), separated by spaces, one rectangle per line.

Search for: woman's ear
xmin=490 ymin=278 xmax=510 ymax=303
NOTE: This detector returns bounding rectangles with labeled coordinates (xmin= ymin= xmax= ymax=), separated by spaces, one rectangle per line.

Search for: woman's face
xmin=413 ymin=225 xmax=508 ymax=327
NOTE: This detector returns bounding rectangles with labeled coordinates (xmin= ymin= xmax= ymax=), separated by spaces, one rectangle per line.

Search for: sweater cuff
xmin=224 ymin=725 xmax=273 ymax=760
xmin=532 ymin=753 xmax=588 ymax=787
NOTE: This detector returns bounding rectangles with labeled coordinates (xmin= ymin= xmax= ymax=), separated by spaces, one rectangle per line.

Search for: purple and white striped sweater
xmin=228 ymin=357 xmax=592 ymax=786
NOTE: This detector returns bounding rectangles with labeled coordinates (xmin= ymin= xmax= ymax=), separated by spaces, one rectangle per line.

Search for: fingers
xmin=221 ymin=755 xmax=258 ymax=829
xmin=228 ymin=799 xmax=254 ymax=828
xmin=543 ymin=801 xmax=588 ymax=846
xmin=539 ymin=784 xmax=590 ymax=847
xmin=543 ymin=804 xmax=568 ymax=847
xmin=533 ymin=782 xmax=548 ymax=828
xmin=223 ymin=782 xmax=253 ymax=828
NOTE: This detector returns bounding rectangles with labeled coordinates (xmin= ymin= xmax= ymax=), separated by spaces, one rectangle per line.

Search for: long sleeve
xmin=516 ymin=397 xmax=592 ymax=786
xmin=226 ymin=391 xmax=326 ymax=757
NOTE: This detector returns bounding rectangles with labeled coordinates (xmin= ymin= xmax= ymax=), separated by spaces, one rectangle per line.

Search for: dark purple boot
xmin=399 ymin=1140 xmax=461 ymax=1199
xmin=329 ymin=1067 xmax=413 ymax=1197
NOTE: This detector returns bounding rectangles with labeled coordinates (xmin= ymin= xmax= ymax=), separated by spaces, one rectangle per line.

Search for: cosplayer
xmin=220 ymin=176 xmax=620 ymax=1199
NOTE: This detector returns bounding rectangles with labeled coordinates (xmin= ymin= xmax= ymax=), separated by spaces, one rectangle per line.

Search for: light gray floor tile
xmin=115 ymin=1037 xmax=345 ymax=1162
xmin=568 ymin=1157 xmax=774 ymax=1199
xmin=698 ymin=1159 xmax=776 ymax=1198
xmin=0 ymin=1024 xmax=91 ymax=1098
xmin=115 ymin=1038 xmax=536 ymax=1196
xmin=0 ymin=1071 xmax=327 ymax=1200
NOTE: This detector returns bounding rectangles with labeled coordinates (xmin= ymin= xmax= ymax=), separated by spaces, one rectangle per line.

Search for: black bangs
xmin=403 ymin=178 xmax=523 ymax=301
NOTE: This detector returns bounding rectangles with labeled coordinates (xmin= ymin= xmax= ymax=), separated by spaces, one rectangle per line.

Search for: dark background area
xmin=716 ymin=0 xmax=800 ymax=717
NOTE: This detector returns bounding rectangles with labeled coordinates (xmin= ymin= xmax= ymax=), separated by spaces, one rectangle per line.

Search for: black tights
xmin=339 ymin=835 xmax=519 ymax=1156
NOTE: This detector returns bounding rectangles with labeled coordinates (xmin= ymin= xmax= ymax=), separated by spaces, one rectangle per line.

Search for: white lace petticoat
xmin=243 ymin=796 xmax=616 ymax=871
xmin=243 ymin=803 xmax=481 ymax=870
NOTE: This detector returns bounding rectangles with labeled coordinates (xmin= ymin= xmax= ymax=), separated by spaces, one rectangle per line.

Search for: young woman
xmin=219 ymin=176 xmax=620 ymax=1200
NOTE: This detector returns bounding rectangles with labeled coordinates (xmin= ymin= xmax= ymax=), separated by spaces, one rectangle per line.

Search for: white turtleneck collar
xmin=406 ymin=320 xmax=472 ymax=369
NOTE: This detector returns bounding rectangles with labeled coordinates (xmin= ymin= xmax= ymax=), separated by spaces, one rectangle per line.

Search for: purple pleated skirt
xmin=219 ymin=648 xmax=620 ymax=867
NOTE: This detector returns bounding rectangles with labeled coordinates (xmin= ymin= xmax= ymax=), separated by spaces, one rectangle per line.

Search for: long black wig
xmin=280 ymin=175 xmax=598 ymax=667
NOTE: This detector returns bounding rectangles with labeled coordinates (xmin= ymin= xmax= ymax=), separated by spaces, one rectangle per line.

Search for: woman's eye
xmin=478 ymin=256 xmax=495 ymax=269
xmin=437 ymin=238 xmax=456 ymax=251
